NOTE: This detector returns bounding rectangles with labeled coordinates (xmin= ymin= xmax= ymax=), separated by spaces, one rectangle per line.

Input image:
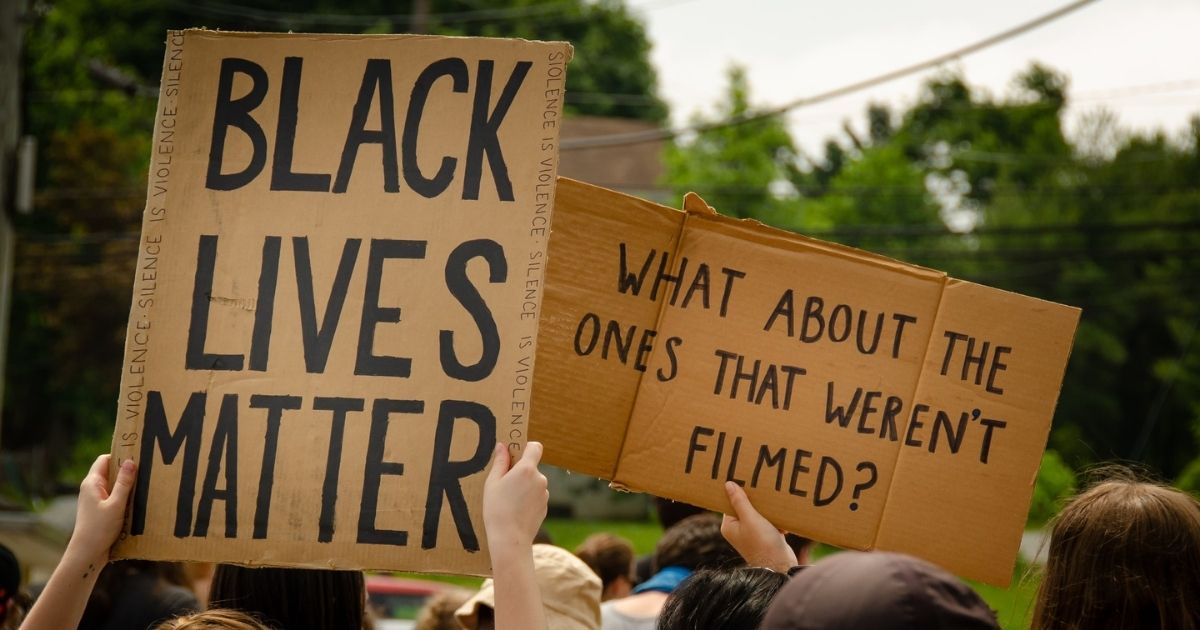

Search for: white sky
xmin=631 ymin=0 xmax=1200 ymax=153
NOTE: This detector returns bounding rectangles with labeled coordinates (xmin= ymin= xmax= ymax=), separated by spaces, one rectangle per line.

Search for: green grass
xmin=385 ymin=518 xmax=1039 ymax=629
xmin=542 ymin=518 xmax=663 ymax=555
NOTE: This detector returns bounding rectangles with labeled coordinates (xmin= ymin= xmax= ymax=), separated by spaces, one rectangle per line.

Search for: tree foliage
xmin=665 ymin=64 xmax=1200 ymax=479
xmin=6 ymin=0 xmax=667 ymax=486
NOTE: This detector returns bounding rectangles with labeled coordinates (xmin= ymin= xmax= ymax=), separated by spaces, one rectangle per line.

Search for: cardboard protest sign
xmin=110 ymin=30 xmax=571 ymax=575
xmin=530 ymin=178 xmax=1080 ymax=585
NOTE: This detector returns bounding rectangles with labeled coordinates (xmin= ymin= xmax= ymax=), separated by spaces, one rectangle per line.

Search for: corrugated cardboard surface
xmin=532 ymin=178 xmax=1080 ymax=585
xmin=528 ymin=181 xmax=684 ymax=478
xmin=110 ymin=30 xmax=571 ymax=575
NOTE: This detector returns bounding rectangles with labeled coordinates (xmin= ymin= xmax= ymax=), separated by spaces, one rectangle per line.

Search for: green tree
xmin=663 ymin=66 xmax=797 ymax=221
xmin=6 ymin=0 xmax=668 ymax=486
xmin=666 ymin=63 xmax=1200 ymax=478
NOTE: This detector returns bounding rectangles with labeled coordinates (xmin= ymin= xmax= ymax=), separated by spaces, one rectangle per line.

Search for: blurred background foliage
xmin=4 ymin=0 xmax=1199 ymax=505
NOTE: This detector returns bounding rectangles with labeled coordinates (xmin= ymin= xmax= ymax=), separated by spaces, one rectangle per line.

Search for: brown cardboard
xmin=531 ymin=178 xmax=1080 ymax=585
xmin=110 ymin=30 xmax=572 ymax=575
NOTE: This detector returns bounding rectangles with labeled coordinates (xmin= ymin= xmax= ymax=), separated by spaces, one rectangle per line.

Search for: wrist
xmin=64 ymin=538 xmax=110 ymax=568
xmin=488 ymin=533 xmax=533 ymax=560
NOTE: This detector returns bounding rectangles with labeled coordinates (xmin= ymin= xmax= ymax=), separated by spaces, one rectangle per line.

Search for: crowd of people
xmin=2 ymin=443 xmax=1198 ymax=629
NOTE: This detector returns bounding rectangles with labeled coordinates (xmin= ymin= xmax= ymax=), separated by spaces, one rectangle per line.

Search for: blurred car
xmin=368 ymin=575 xmax=453 ymax=630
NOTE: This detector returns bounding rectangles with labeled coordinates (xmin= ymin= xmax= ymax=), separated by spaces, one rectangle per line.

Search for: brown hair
xmin=155 ymin=608 xmax=271 ymax=630
xmin=1032 ymin=470 xmax=1200 ymax=630
xmin=414 ymin=588 xmax=472 ymax=630
xmin=575 ymin=533 xmax=635 ymax=590
xmin=654 ymin=513 xmax=742 ymax=573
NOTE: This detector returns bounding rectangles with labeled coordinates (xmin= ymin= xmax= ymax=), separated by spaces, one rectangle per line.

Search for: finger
xmin=87 ymin=454 xmax=111 ymax=481
xmin=487 ymin=443 xmax=510 ymax=481
xmin=724 ymin=481 xmax=754 ymax=519
xmin=106 ymin=459 xmax=137 ymax=507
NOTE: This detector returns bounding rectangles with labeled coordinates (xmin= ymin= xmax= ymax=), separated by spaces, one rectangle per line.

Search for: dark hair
xmin=653 ymin=497 xmax=707 ymax=530
xmin=1032 ymin=469 xmax=1200 ymax=630
xmin=80 ymin=560 xmax=196 ymax=628
xmin=657 ymin=568 xmax=787 ymax=630
xmin=574 ymin=533 xmax=635 ymax=589
xmin=208 ymin=565 xmax=365 ymax=630
xmin=654 ymin=514 xmax=742 ymax=572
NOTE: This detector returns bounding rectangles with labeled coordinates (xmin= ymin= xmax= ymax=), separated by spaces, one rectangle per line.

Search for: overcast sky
xmin=630 ymin=0 xmax=1200 ymax=153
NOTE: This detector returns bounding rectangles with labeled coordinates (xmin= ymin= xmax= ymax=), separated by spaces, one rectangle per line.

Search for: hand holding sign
xmin=483 ymin=442 xmax=549 ymax=552
xmin=482 ymin=441 xmax=551 ymax=630
xmin=76 ymin=455 xmax=137 ymax=561
xmin=720 ymin=481 xmax=796 ymax=573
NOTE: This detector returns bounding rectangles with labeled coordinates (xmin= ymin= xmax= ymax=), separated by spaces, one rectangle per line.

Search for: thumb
xmin=107 ymin=459 xmax=137 ymax=508
xmin=724 ymin=481 xmax=754 ymax=520
xmin=519 ymin=441 xmax=544 ymax=467
xmin=488 ymin=443 xmax=510 ymax=481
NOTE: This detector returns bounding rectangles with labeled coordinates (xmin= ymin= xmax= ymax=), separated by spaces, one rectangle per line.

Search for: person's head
xmin=414 ymin=588 xmax=472 ymax=630
xmin=154 ymin=609 xmax=271 ymax=630
xmin=456 ymin=543 xmax=601 ymax=630
xmin=653 ymin=497 xmax=707 ymax=530
xmin=1032 ymin=473 xmax=1200 ymax=630
xmin=208 ymin=565 xmax=365 ymax=630
xmin=654 ymin=513 xmax=742 ymax=573
xmin=657 ymin=567 xmax=787 ymax=630
xmin=760 ymin=551 xmax=999 ymax=630
xmin=82 ymin=560 xmax=196 ymax=625
xmin=0 ymin=544 xmax=21 ymax=627
xmin=574 ymin=533 xmax=636 ymax=601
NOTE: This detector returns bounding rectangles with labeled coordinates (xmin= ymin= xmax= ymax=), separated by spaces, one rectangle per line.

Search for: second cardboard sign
xmin=530 ymin=178 xmax=1080 ymax=587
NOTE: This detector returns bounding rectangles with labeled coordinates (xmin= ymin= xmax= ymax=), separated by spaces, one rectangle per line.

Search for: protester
xmin=656 ymin=567 xmax=787 ymax=630
xmin=633 ymin=498 xmax=706 ymax=585
xmin=456 ymin=543 xmax=602 ymax=630
xmin=1031 ymin=472 xmax=1200 ymax=630
xmin=760 ymin=551 xmax=999 ymax=629
xmin=78 ymin=560 xmax=200 ymax=630
xmin=207 ymin=564 xmax=367 ymax=630
xmin=602 ymin=513 xmax=742 ymax=630
xmin=0 ymin=543 xmax=27 ymax=629
xmin=575 ymin=533 xmax=636 ymax=601
xmin=22 ymin=454 xmax=137 ymax=630
xmin=414 ymin=587 xmax=473 ymax=630
xmin=153 ymin=609 xmax=272 ymax=630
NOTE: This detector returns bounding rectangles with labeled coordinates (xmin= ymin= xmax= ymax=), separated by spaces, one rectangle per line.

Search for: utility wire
xmin=561 ymin=0 xmax=1103 ymax=150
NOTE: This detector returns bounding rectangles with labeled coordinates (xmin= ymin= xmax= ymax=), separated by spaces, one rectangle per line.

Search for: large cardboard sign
xmin=110 ymin=30 xmax=571 ymax=574
xmin=531 ymin=178 xmax=1080 ymax=585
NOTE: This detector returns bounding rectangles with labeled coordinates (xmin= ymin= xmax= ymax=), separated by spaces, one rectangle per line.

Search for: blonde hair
xmin=154 ymin=609 xmax=272 ymax=630
xmin=1032 ymin=469 xmax=1200 ymax=630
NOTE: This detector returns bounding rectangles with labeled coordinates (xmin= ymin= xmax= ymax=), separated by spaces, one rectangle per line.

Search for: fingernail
xmin=121 ymin=460 xmax=135 ymax=472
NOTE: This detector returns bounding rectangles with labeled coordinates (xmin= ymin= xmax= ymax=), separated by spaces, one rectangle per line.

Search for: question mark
xmin=849 ymin=462 xmax=878 ymax=512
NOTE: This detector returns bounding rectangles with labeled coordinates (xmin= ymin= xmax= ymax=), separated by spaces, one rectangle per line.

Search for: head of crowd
xmin=3 ymin=449 xmax=1198 ymax=630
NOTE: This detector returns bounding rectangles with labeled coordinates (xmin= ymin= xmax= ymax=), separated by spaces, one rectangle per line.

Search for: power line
xmin=561 ymin=0 xmax=1103 ymax=150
